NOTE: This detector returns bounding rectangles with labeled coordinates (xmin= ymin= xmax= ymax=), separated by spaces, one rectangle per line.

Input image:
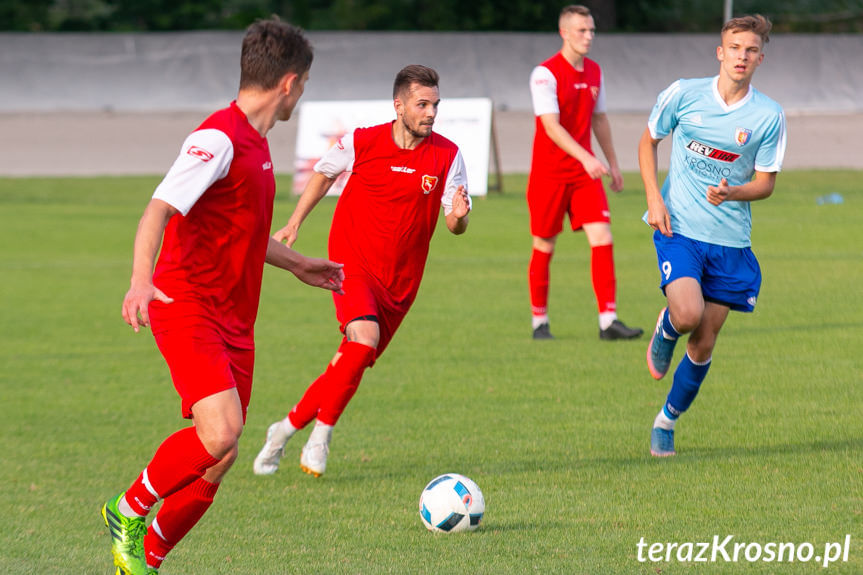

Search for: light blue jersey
xmin=647 ymin=76 xmax=786 ymax=247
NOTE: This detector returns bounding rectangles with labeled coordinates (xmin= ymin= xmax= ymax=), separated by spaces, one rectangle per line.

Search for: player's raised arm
xmin=443 ymin=150 xmax=471 ymax=235
xmin=274 ymin=172 xmax=337 ymax=246
xmin=446 ymin=185 xmax=471 ymax=235
xmin=121 ymin=198 xmax=177 ymax=332
xmin=706 ymin=171 xmax=776 ymax=206
xmin=265 ymin=238 xmax=344 ymax=294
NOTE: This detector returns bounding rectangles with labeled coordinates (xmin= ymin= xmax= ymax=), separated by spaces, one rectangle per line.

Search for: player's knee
xmin=532 ymin=236 xmax=556 ymax=252
xmin=198 ymin=425 xmax=242 ymax=459
xmin=669 ymin=306 xmax=702 ymax=334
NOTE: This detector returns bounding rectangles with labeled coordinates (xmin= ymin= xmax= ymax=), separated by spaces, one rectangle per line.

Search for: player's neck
xmin=560 ymin=46 xmax=586 ymax=71
xmin=391 ymin=122 xmax=426 ymax=150
xmin=236 ymin=91 xmax=278 ymax=138
xmin=716 ymin=74 xmax=752 ymax=106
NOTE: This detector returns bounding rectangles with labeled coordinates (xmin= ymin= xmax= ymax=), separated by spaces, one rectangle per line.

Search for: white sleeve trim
xmin=647 ymin=80 xmax=682 ymax=140
xmin=530 ymin=66 xmax=559 ymax=117
xmin=755 ymin=110 xmax=787 ymax=173
xmin=441 ymin=150 xmax=470 ymax=215
xmin=314 ymin=131 xmax=355 ymax=178
xmin=593 ymin=71 xmax=608 ymax=114
xmin=152 ymin=129 xmax=233 ymax=215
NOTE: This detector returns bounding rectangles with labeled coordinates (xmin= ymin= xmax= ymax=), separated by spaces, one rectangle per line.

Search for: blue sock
xmin=662 ymin=308 xmax=681 ymax=340
xmin=665 ymin=353 xmax=711 ymax=416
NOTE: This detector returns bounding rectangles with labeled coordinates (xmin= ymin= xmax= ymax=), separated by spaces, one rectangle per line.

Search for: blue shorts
xmin=653 ymin=231 xmax=761 ymax=312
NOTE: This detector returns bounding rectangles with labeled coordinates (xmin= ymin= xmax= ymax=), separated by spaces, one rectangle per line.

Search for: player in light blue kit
xmin=638 ymin=14 xmax=786 ymax=456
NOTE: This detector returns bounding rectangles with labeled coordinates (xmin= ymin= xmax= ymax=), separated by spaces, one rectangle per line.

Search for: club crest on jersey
xmin=186 ymin=146 xmax=214 ymax=162
xmin=590 ymin=86 xmax=600 ymax=100
xmin=735 ymin=128 xmax=752 ymax=146
xmin=421 ymin=175 xmax=438 ymax=194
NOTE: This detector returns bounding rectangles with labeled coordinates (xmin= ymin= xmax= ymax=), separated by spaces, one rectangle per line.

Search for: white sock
xmin=653 ymin=409 xmax=677 ymax=431
xmin=599 ymin=312 xmax=618 ymax=331
xmin=278 ymin=417 xmax=299 ymax=439
xmin=532 ymin=315 xmax=549 ymax=330
xmin=309 ymin=421 xmax=333 ymax=444
xmin=118 ymin=495 xmax=145 ymax=518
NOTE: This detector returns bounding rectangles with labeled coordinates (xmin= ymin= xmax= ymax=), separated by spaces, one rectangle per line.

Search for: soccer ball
xmin=418 ymin=473 xmax=485 ymax=532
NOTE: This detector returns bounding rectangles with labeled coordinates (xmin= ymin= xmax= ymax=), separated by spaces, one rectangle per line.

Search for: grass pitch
xmin=0 ymin=172 xmax=860 ymax=574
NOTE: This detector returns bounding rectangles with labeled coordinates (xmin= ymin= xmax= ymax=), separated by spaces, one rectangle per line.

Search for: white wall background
xmin=2 ymin=31 xmax=862 ymax=114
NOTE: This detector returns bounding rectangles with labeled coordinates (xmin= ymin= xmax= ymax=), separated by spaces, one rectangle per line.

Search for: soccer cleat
xmin=532 ymin=323 xmax=554 ymax=340
xmin=300 ymin=433 xmax=331 ymax=477
xmin=647 ymin=307 xmax=677 ymax=379
xmin=650 ymin=427 xmax=676 ymax=457
xmin=599 ymin=319 xmax=644 ymax=340
xmin=114 ymin=569 xmax=157 ymax=575
xmin=253 ymin=421 xmax=291 ymax=475
xmin=101 ymin=492 xmax=148 ymax=575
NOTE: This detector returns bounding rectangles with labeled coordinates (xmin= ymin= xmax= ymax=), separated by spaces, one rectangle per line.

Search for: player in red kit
xmin=100 ymin=20 xmax=344 ymax=575
xmin=527 ymin=4 xmax=642 ymax=341
xmin=253 ymin=64 xmax=471 ymax=478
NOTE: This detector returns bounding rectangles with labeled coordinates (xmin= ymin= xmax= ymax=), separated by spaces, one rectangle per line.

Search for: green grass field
xmin=1 ymin=172 xmax=861 ymax=574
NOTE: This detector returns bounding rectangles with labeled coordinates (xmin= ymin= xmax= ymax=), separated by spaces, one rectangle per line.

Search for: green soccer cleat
xmin=102 ymin=492 xmax=148 ymax=575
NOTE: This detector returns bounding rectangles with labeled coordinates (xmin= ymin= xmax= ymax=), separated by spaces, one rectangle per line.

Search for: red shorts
xmin=332 ymin=272 xmax=409 ymax=359
xmin=527 ymin=170 xmax=610 ymax=238
xmin=154 ymin=326 xmax=254 ymax=422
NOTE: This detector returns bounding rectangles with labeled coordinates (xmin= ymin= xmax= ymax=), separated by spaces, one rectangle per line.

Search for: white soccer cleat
xmin=253 ymin=421 xmax=291 ymax=476
xmin=300 ymin=426 xmax=332 ymax=478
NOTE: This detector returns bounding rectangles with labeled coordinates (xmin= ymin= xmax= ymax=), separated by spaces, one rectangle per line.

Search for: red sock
xmin=288 ymin=372 xmax=328 ymax=429
xmin=529 ymin=248 xmax=553 ymax=316
xmin=316 ymin=341 xmax=376 ymax=425
xmin=124 ymin=427 xmax=220 ymax=516
xmin=143 ymin=477 xmax=219 ymax=569
xmin=290 ymin=340 xmax=376 ymax=428
xmin=591 ymin=244 xmax=617 ymax=314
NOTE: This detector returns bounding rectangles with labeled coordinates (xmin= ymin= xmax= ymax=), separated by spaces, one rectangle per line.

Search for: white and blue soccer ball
xmin=418 ymin=473 xmax=485 ymax=533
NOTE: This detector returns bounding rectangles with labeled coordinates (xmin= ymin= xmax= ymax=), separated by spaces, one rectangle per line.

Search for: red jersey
xmin=149 ymin=102 xmax=276 ymax=349
xmin=318 ymin=122 xmax=467 ymax=309
xmin=529 ymin=53 xmax=604 ymax=180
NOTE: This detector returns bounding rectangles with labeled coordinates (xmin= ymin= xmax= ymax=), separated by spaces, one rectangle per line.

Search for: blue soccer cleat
xmin=647 ymin=307 xmax=677 ymax=380
xmin=650 ymin=427 xmax=676 ymax=457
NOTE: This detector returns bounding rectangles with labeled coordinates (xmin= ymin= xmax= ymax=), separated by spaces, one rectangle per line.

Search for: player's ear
xmin=393 ymin=97 xmax=403 ymax=118
xmin=282 ymin=72 xmax=299 ymax=96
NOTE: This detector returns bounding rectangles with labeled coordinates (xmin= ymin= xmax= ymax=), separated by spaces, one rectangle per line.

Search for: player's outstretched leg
xmin=253 ymin=418 xmax=298 ymax=475
xmin=650 ymin=353 xmax=711 ymax=456
xmin=300 ymin=421 xmax=333 ymax=477
xmin=647 ymin=307 xmax=679 ymax=379
xmin=101 ymin=492 xmax=148 ymax=575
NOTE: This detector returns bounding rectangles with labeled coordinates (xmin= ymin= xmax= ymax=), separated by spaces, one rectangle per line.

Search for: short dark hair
xmin=240 ymin=18 xmax=313 ymax=90
xmin=392 ymin=64 xmax=439 ymax=100
xmin=560 ymin=4 xmax=591 ymax=19
xmin=722 ymin=14 xmax=772 ymax=45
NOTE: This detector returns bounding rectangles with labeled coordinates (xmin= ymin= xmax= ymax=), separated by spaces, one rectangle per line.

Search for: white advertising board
xmin=293 ymin=98 xmax=492 ymax=196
